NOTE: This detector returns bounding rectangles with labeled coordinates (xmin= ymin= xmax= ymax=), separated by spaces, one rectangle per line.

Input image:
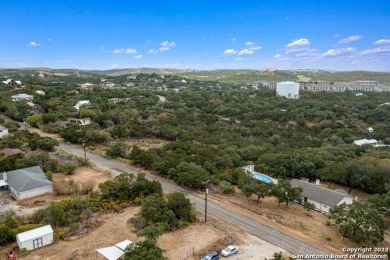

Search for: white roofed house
xmin=353 ymin=139 xmax=378 ymax=146
xmin=290 ymin=179 xmax=355 ymax=213
xmin=79 ymin=83 xmax=97 ymax=90
xmin=0 ymin=125 xmax=9 ymax=138
xmin=11 ymin=93 xmax=34 ymax=102
xmin=74 ymin=100 xmax=90 ymax=110
xmin=16 ymin=225 xmax=54 ymax=250
xmin=0 ymin=166 xmax=53 ymax=200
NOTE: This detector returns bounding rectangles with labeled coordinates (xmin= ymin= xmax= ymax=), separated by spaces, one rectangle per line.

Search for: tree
xmin=106 ymin=142 xmax=128 ymax=158
xmin=328 ymin=200 xmax=386 ymax=244
xmin=140 ymin=194 xmax=177 ymax=231
xmin=270 ymin=179 xmax=302 ymax=206
xmin=166 ymin=192 xmax=196 ymax=222
xmin=241 ymin=181 xmax=271 ymax=202
xmin=124 ymin=239 xmax=167 ymax=260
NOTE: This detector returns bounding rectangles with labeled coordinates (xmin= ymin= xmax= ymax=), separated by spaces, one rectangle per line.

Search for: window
xmin=33 ymin=238 xmax=43 ymax=249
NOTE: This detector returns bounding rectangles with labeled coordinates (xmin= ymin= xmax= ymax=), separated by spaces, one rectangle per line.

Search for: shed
xmin=16 ymin=225 xmax=54 ymax=250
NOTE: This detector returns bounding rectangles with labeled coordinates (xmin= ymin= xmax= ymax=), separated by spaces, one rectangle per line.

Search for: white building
xmin=0 ymin=166 xmax=53 ymax=200
xmin=96 ymin=239 xmax=133 ymax=260
xmin=35 ymin=90 xmax=45 ymax=95
xmin=353 ymin=139 xmax=378 ymax=146
xmin=17 ymin=225 xmax=54 ymax=250
xmin=11 ymin=94 xmax=34 ymax=102
xmin=290 ymin=179 xmax=355 ymax=213
xmin=74 ymin=100 xmax=90 ymax=110
xmin=0 ymin=125 xmax=9 ymax=138
xmin=276 ymin=82 xmax=300 ymax=99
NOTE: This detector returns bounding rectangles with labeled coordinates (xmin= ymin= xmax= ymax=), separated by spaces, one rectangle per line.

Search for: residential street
xmin=57 ymin=142 xmax=331 ymax=259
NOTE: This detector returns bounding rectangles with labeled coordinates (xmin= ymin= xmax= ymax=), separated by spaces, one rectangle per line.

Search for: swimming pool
xmin=251 ymin=172 xmax=275 ymax=184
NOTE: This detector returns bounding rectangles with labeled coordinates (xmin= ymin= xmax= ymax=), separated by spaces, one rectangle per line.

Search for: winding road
xmin=57 ymin=142 xmax=331 ymax=259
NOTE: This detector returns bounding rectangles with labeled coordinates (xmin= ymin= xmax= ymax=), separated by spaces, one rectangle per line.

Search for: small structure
xmin=35 ymin=90 xmax=45 ymax=95
xmin=367 ymin=127 xmax=374 ymax=134
xmin=2 ymin=79 xmax=22 ymax=87
xmin=96 ymin=239 xmax=133 ymax=260
xmin=79 ymin=83 xmax=97 ymax=90
xmin=0 ymin=148 xmax=24 ymax=158
xmin=11 ymin=94 xmax=33 ymax=102
xmin=353 ymin=139 xmax=378 ymax=146
xmin=16 ymin=225 xmax=54 ymax=250
xmin=0 ymin=166 xmax=53 ymax=200
xmin=74 ymin=100 xmax=90 ymax=110
xmin=68 ymin=117 xmax=92 ymax=126
xmin=290 ymin=179 xmax=355 ymax=213
xmin=0 ymin=125 xmax=9 ymax=138
xmin=108 ymin=98 xmax=132 ymax=104
xmin=276 ymin=82 xmax=299 ymax=99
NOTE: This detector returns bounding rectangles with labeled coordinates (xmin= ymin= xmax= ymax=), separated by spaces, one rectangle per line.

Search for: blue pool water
xmin=251 ymin=172 xmax=274 ymax=184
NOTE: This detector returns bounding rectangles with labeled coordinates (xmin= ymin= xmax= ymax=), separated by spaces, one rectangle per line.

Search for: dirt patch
xmin=206 ymin=188 xmax=389 ymax=254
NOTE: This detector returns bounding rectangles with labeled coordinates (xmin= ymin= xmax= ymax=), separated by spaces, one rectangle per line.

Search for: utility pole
xmin=82 ymin=141 xmax=87 ymax=165
xmin=203 ymin=180 xmax=210 ymax=223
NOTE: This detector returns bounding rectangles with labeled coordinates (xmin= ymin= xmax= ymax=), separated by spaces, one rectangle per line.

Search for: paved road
xmin=58 ymin=142 xmax=331 ymax=259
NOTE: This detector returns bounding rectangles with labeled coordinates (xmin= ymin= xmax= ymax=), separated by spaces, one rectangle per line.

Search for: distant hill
xmin=1 ymin=68 xmax=389 ymax=85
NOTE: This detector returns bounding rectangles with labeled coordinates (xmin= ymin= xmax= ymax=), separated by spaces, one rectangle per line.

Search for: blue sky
xmin=1 ymin=1 xmax=389 ymax=71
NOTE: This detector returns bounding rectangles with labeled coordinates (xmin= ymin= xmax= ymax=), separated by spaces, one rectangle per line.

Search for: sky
xmin=0 ymin=0 xmax=389 ymax=71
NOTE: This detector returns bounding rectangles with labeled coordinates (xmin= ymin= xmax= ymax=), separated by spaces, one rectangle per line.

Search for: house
xmin=242 ymin=165 xmax=255 ymax=173
xmin=68 ymin=117 xmax=92 ymax=126
xmin=79 ymin=83 xmax=97 ymax=90
xmin=2 ymin=79 xmax=22 ymax=87
xmin=290 ymin=179 xmax=355 ymax=213
xmin=0 ymin=148 xmax=24 ymax=158
xmin=0 ymin=166 xmax=53 ymax=200
xmin=74 ymin=100 xmax=90 ymax=110
xmin=96 ymin=239 xmax=133 ymax=260
xmin=16 ymin=225 xmax=53 ymax=250
xmin=108 ymin=98 xmax=131 ymax=103
xmin=0 ymin=125 xmax=9 ymax=138
xmin=353 ymin=139 xmax=378 ymax=146
xmin=11 ymin=94 xmax=33 ymax=102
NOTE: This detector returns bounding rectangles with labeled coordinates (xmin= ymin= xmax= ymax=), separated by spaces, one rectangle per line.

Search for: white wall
xmin=0 ymin=128 xmax=8 ymax=138
xmin=276 ymin=82 xmax=300 ymax=99
xmin=17 ymin=233 xmax=53 ymax=250
xmin=12 ymin=185 xmax=53 ymax=200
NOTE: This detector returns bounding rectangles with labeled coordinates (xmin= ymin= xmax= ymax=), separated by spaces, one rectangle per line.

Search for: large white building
xmin=276 ymin=82 xmax=300 ymax=99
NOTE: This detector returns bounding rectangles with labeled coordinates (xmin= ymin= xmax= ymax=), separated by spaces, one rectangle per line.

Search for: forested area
xmin=1 ymin=72 xmax=390 ymax=195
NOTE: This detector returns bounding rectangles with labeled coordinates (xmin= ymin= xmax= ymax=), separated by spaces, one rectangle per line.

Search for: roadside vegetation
xmin=1 ymin=70 xmax=390 ymax=248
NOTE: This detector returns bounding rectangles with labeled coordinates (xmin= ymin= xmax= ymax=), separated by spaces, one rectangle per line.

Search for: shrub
xmin=219 ymin=180 xmax=235 ymax=194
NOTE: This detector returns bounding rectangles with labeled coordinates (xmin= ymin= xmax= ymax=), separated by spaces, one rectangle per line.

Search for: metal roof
xmin=2 ymin=166 xmax=52 ymax=193
xmin=290 ymin=179 xmax=353 ymax=207
xmin=96 ymin=246 xmax=125 ymax=260
xmin=17 ymin=225 xmax=53 ymax=242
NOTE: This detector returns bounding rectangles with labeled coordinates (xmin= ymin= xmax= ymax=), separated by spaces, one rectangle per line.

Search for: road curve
xmin=59 ymin=142 xmax=331 ymax=259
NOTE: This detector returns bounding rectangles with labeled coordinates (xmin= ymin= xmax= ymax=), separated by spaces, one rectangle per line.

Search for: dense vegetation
xmin=1 ymin=69 xmax=390 ymax=246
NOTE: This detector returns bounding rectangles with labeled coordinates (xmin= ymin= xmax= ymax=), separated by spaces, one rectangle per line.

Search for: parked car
xmin=221 ymin=245 xmax=238 ymax=257
xmin=201 ymin=250 xmax=220 ymax=260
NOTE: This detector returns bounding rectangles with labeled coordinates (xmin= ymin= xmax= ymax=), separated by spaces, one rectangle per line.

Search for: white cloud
xmin=231 ymin=37 xmax=237 ymax=42
xmin=125 ymin=48 xmax=137 ymax=54
xmin=47 ymin=38 xmax=53 ymax=42
xmin=113 ymin=49 xmax=124 ymax=54
xmin=245 ymin=41 xmax=255 ymax=46
xmin=28 ymin=41 xmax=40 ymax=47
xmin=224 ymin=49 xmax=237 ymax=55
xmin=234 ymin=58 xmax=243 ymax=61
xmin=146 ymin=40 xmax=151 ymax=44
xmin=323 ymin=47 xmax=356 ymax=57
xmin=134 ymin=54 xmax=143 ymax=59
xmin=149 ymin=49 xmax=158 ymax=54
xmin=338 ymin=35 xmax=362 ymax=44
xmin=361 ymin=47 xmax=390 ymax=55
xmin=373 ymin=39 xmax=390 ymax=45
xmin=238 ymin=49 xmax=254 ymax=55
xmin=273 ymin=54 xmax=282 ymax=58
xmin=248 ymin=45 xmax=262 ymax=51
xmin=285 ymin=38 xmax=310 ymax=48
xmin=161 ymin=41 xmax=176 ymax=47
xmin=158 ymin=41 xmax=176 ymax=52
